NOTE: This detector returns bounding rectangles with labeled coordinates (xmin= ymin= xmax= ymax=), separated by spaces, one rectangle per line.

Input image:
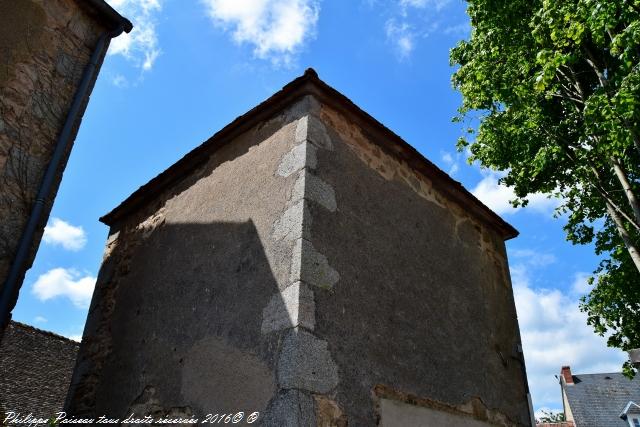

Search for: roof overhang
xmin=620 ymin=401 xmax=640 ymax=420
xmin=75 ymin=0 xmax=133 ymax=33
xmin=100 ymin=69 xmax=518 ymax=241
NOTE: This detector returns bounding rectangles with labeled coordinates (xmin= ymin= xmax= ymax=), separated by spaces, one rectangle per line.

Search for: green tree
xmin=450 ymin=0 xmax=640 ymax=376
xmin=537 ymin=410 xmax=566 ymax=423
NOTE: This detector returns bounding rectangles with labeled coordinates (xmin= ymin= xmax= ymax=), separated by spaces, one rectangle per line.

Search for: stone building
xmin=0 ymin=0 xmax=131 ymax=334
xmin=66 ymin=69 xmax=533 ymax=426
xmin=0 ymin=321 xmax=79 ymax=419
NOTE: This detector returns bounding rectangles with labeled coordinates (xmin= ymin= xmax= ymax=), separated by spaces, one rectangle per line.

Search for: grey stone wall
xmin=0 ymin=321 xmax=79 ymax=418
xmin=67 ymin=94 xmax=529 ymax=426
xmin=0 ymin=0 xmax=106 ymax=309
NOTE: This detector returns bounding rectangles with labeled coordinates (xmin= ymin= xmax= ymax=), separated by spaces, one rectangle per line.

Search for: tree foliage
xmin=450 ymin=0 xmax=640 ymax=376
xmin=537 ymin=410 xmax=566 ymax=423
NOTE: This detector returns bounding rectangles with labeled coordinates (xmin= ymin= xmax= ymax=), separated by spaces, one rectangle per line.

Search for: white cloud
xmin=512 ymin=264 xmax=627 ymax=410
xmin=202 ymin=0 xmax=320 ymax=65
xmin=43 ymin=218 xmax=87 ymax=251
xmin=61 ymin=326 xmax=85 ymax=342
xmin=440 ymin=151 xmax=460 ymax=176
xmin=471 ymin=172 xmax=559 ymax=215
xmin=107 ymin=0 xmax=162 ymax=70
xmin=34 ymin=316 xmax=47 ymax=324
xmin=385 ymin=19 xmax=414 ymax=59
xmin=400 ymin=0 xmax=451 ymax=12
xmin=385 ymin=0 xmax=451 ymax=60
xmin=571 ymin=271 xmax=592 ymax=295
xmin=510 ymin=248 xmax=557 ymax=267
xmin=32 ymin=268 xmax=96 ymax=309
xmin=112 ymin=74 xmax=129 ymax=88
xmin=443 ymin=22 xmax=470 ymax=37
xmin=67 ymin=334 xmax=83 ymax=342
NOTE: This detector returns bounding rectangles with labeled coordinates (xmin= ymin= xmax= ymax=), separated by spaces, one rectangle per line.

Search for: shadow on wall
xmin=65 ymin=219 xmax=292 ymax=419
xmin=64 ymin=97 xmax=316 ymax=420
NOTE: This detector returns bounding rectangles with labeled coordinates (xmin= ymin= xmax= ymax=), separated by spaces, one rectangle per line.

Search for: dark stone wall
xmin=0 ymin=321 xmax=79 ymax=418
xmin=0 ymin=0 xmax=107 ymax=324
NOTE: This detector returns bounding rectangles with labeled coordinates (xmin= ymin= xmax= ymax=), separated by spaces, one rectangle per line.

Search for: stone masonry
xmin=66 ymin=70 xmax=532 ymax=426
xmin=0 ymin=0 xmax=129 ymax=331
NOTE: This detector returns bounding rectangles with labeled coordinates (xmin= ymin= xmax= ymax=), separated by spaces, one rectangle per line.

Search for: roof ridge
xmin=10 ymin=320 xmax=80 ymax=345
xmin=99 ymin=69 xmax=517 ymax=240
xmin=574 ymin=372 xmax=627 ymax=376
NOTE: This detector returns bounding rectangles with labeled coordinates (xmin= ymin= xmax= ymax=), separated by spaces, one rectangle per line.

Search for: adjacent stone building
xmin=0 ymin=0 xmax=131 ymax=334
xmin=66 ymin=69 xmax=533 ymax=426
xmin=0 ymin=321 xmax=79 ymax=419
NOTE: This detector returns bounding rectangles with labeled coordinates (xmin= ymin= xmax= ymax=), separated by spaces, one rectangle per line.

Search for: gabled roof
xmin=620 ymin=401 xmax=640 ymax=419
xmin=100 ymin=69 xmax=518 ymax=240
xmin=563 ymin=372 xmax=640 ymax=427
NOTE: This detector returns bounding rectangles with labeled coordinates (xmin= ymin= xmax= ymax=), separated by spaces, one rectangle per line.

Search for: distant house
xmin=620 ymin=402 xmax=640 ymax=427
xmin=0 ymin=321 xmax=79 ymax=420
xmin=551 ymin=366 xmax=640 ymax=427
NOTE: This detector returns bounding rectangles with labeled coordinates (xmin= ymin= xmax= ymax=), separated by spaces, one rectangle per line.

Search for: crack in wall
xmin=262 ymin=281 xmax=315 ymax=334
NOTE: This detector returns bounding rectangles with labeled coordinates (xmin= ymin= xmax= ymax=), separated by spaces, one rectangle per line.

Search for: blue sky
xmin=12 ymin=0 xmax=627 ymax=415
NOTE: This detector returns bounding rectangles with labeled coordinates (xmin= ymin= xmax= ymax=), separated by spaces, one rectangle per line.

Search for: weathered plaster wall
xmin=67 ymin=93 xmax=529 ymax=426
xmin=0 ymin=0 xmax=106 ymax=304
xmin=378 ymin=398 xmax=495 ymax=427
xmin=65 ymin=97 xmax=318 ymax=420
xmin=306 ymin=103 xmax=531 ymax=426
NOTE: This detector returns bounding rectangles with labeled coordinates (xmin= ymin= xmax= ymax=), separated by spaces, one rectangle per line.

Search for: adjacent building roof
xmin=0 ymin=321 xmax=79 ymax=418
xmin=100 ymin=69 xmax=518 ymax=240
xmin=564 ymin=372 xmax=640 ymax=427
xmin=620 ymin=401 xmax=640 ymax=419
xmin=74 ymin=0 xmax=133 ymax=33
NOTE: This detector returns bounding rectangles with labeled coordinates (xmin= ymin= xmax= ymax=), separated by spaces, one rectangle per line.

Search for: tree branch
xmin=549 ymin=130 xmax=640 ymax=231
xmin=557 ymin=67 xmax=586 ymax=100
xmin=605 ymin=199 xmax=640 ymax=272
xmin=611 ymin=156 xmax=640 ymax=224
xmin=548 ymin=92 xmax=584 ymax=110
xmin=589 ymin=164 xmax=640 ymax=231
xmin=583 ymin=45 xmax=608 ymax=89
